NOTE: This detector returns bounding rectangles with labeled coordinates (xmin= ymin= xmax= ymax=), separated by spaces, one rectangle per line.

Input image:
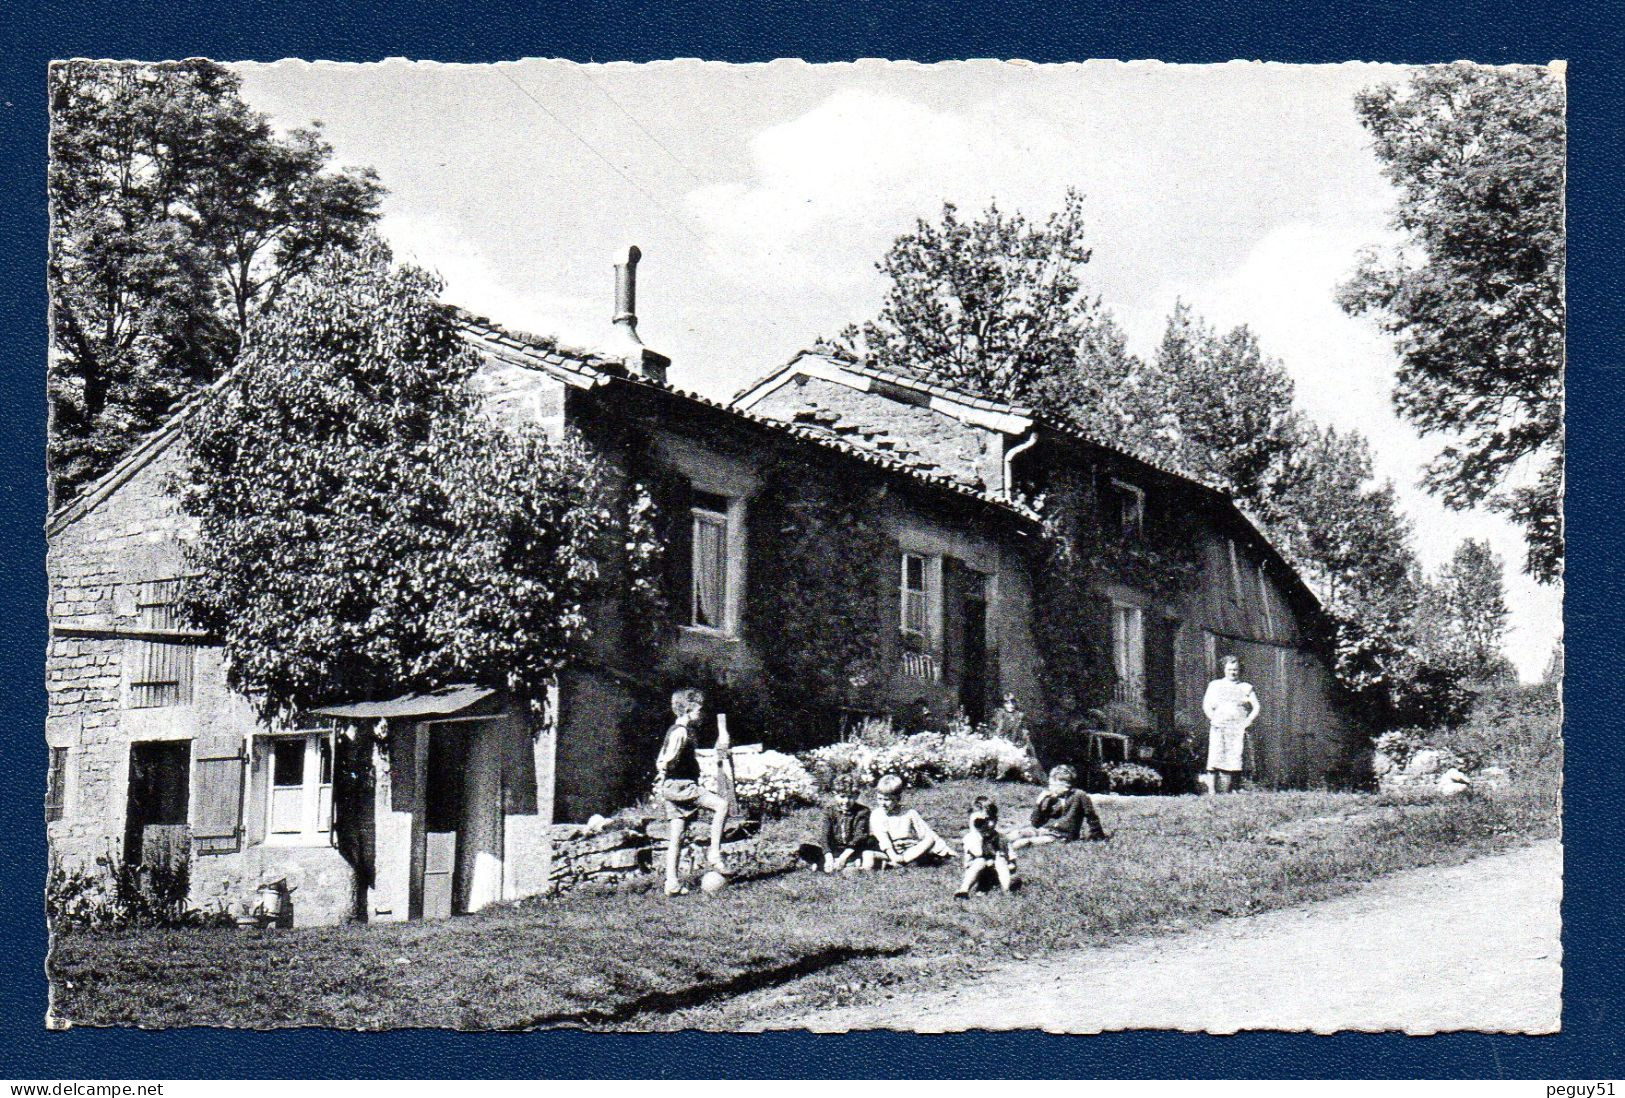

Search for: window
xmin=900 ymin=553 xmax=937 ymax=638
xmin=1112 ymin=603 xmax=1145 ymax=706
xmin=690 ymin=499 xmax=729 ymax=630
xmin=1110 ymin=479 xmax=1145 ymax=538
xmin=46 ymin=746 xmax=68 ymax=823
xmin=266 ymin=733 xmax=333 ymax=843
xmin=128 ymin=579 xmax=193 ymax=708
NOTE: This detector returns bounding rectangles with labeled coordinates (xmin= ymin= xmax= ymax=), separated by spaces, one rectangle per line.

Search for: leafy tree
xmin=179 ymin=244 xmax=612 ymax=720
xmin=1275 ymin=425 xmax=1471 ymax=727
xmin=1419 ymin=538 xmax=1514 ymax=683
xmin=49 ymin=59 xmax=382 ymax=506
xmin=1133 ymin=304 xmax=1303 ymax=505
xmin=840 ymin=191 xmax=1115 ymax=413
xmin=1339 ymin=64 xmax=1565 ymax=582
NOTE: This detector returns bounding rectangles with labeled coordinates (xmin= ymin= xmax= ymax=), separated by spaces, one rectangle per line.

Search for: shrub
xmin=802 ymin=732 xmax=1033 ymax=792
xmin=1102 ymin=761 xmax=1163 ymax=794
xmin=46 ymin=853 xmax=198 ymax=932
xmin=732 ymin=750 xmax=819 ymax=818
xmin=1374 ymin=728 xmax=1425 ymax=770
xmin=1433 ymin=681 xmax=1562 ymax=775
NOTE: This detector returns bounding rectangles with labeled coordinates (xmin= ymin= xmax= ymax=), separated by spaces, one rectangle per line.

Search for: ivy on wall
xmin=747 ymin=460 xmax=894 ymax=747
xmin=1026 ymin=464 xmax=1203 ymax=737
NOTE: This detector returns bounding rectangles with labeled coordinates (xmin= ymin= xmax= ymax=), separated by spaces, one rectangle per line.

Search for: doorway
xmin=124 ymin=741 xmax=190 ymax=865
xmin=421 ymin=727 xmax=468 ymax=919
xmin=958 ymin=573 xmax=991 ymax=725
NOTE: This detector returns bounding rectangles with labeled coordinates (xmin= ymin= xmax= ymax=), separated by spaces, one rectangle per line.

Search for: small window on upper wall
xmin=1109 ymin=479 xmax=1145 ymax=538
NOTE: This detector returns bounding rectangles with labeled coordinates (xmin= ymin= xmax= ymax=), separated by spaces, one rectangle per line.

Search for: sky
xmin=234 ymin=58 xmax=1563 ymax=680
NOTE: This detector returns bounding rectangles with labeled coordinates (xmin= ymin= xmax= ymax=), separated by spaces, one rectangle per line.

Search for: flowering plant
xmin=1102 ymin=761 xmax=1163 ymax=794
xmin=731 ymin=750 xmax=819 ymax=817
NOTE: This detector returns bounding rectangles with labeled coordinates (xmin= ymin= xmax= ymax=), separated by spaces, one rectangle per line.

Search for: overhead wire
xmin=496 ymin=67 xmax=712 ymax=250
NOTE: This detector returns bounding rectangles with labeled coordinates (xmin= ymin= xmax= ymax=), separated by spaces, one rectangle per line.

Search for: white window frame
xmin=1111 ymin=602 xmax=1146 ymax=707
xmin=899 ymin=552 xmax=943 ymax=647
xmin=687 ymin=494 xmax=746 ymax=638
xmin=264 ymin=732 xmax=334 ymax=847
xmin=1111 ymin=478 xmax=1145 ymax=538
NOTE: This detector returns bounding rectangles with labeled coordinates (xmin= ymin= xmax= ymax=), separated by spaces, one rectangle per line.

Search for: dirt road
xmin=790 ymin=839 xmax=1562 ymax=1034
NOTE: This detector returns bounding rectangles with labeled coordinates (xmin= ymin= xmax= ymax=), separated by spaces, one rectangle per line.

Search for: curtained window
xmin=690 ymin=495 xmax=731 ymax=631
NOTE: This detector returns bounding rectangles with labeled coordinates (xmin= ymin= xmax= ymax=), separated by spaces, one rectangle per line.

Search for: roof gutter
xmin=1002 ymin=431 xmax=1038 ymax=501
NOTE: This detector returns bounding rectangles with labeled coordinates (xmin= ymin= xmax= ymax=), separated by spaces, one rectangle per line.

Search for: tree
xmin=49 ymin=59 xmax=383 ymax=506
xmin=1339 ymin=64 xmax=1565 ymax=582
xmin=1421 ymin=538 xmax=1514 ymax=683
xmin=840 ymin=191 xmax=1116 ymax=414
xmin=1133 ymin=304 xmax=1303 ymax=505
xmin=1275 ymin=424 xmax=1471 ymax=727
xmin=179 ymin=244 xmax=612 ymax=720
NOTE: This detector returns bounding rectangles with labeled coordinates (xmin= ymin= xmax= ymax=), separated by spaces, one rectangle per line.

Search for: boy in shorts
xmin=655 ymin=687 xmax=730 ymax=895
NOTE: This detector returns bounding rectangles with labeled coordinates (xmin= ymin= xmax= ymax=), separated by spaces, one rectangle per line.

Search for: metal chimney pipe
xmin=613 ymin=245 xmax=642 ymax=345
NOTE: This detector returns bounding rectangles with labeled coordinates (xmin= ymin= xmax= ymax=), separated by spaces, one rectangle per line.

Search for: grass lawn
xmin=49 ymin=777 xmax=1557 ymax=1029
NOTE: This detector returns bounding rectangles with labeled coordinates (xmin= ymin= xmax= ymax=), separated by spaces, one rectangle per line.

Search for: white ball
xmin=700 ymin=870 xmax=729 ymax=893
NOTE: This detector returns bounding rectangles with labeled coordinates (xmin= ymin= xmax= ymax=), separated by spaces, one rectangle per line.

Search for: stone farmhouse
xmin=45 ymin=249 xmax=1359 ymax=926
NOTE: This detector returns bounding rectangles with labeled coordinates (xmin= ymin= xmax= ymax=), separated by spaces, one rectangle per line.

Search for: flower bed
xmin=802 ymin=731 xmax=1034 ymax=792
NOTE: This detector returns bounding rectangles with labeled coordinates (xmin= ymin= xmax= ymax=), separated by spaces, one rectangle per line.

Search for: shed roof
xmin=312 ymin=685 xmax=500 ymax=720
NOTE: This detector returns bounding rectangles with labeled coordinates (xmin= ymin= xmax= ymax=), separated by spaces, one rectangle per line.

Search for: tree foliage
xmin=839 ymin=191 xmax=1121 ymax=417
xmin=1339 ymin=64 xmax=1565 ymax=582
xmin=1417 ymin=538 xmax=1514 ymax=684
xmin=1133 ymin=304 xmax=1303 ymax=503
xmin=179 ymin=245 xmax=611 ymax=720
xmin=49 ymin=59 xmax=383 ymax=505
xmin=749 ymin=468 xmax=893 ymax=722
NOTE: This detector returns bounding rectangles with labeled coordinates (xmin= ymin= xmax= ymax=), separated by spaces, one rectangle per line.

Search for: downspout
xmin=1002 ymin=431 xmax=1038 ymax=501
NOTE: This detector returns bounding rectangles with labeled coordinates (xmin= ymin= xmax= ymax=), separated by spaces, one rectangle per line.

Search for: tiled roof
xmin=750 ymin=348 xmax=1218 ymax=493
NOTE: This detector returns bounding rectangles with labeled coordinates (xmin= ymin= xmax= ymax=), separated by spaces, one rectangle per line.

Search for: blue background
xmin=3 ymin=0 xmax=1619 ymax=1079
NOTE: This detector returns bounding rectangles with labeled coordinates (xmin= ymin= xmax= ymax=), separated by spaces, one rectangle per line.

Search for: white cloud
xmin=684 ymin=89 xmax=1080 ymax=291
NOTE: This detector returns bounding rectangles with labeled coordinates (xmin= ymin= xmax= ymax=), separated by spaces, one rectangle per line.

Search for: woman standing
xmin=1202 ymin=655 xmax=1261 ymax=793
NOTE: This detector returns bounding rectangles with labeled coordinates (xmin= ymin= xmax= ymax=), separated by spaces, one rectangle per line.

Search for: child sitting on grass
xmin=956 ymin=796 xmax=1017 ymax=897
xmin=867 ymin=773 xmax=955 ymax=869
xmin=798 ymin=774 xmax=877 ymax=874
xmin=1010 ymin=764 xmax=1108 ymax=849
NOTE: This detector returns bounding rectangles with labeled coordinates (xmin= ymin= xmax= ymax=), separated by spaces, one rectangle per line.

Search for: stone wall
xmin=545 ymin=815 xmax=760 ymax=892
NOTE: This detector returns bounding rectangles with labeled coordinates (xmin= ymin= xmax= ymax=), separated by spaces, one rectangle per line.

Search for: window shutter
xmin=1092 ymin=594 xmax=1117 ymax=693
xmin=244 ymin=737 xmax=269 ymax=845
xmin=664 ymin=481 xmax=694 ymax=624
xmin=941 ymin=556 xmax=965 ymax=674
xmin=192 ymin=734 xmax=245 ymax=854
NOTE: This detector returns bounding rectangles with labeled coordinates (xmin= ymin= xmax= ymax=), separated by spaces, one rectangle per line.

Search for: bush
xmin=1102 ymin=761 xmax=1164 ymax=794
xmin=1433 ymin=681 xmax=1562 ymax=775
xmin=802 ymin=731 xmax=1033 ymax=792
xmin=46 ymin=852 xmax=200 ymax=933
xmin=732 ymin=750 xmax=819 ymax=817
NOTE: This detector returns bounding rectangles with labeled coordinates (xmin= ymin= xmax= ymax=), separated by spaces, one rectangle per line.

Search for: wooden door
xmin=421 ymin=831 xmax=456 ymax=921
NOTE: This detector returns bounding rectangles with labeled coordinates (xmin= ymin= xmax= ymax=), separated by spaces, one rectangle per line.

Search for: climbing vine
xmin=1026 ymin=466 xmax=1203 ymax=733
xmin=748 ymin=461 xmax=893 ymax=743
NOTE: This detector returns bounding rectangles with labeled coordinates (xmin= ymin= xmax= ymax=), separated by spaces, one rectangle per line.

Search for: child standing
xmin=956 ymin=796 xmax=1016 ymax=897
xmin=655 ymin=687 xmax=731 ymax=896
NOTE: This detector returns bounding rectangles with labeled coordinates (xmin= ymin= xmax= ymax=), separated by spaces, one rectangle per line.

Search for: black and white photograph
xmin=43 ymin=57 xmax=1564 ymax=1034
